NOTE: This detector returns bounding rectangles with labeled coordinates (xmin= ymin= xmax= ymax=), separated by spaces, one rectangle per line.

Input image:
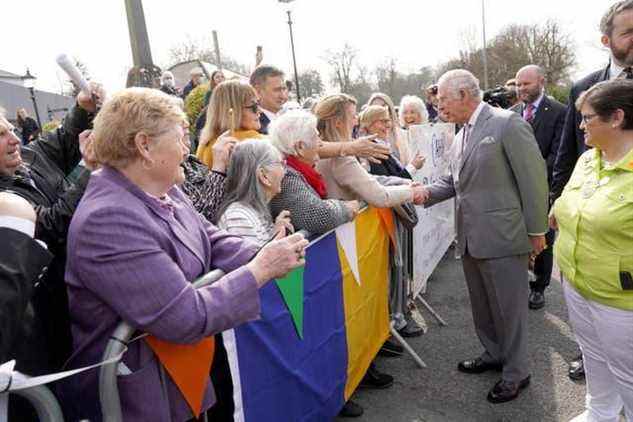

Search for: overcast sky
xmin=1 ymin=0 xmax=617 ymax=94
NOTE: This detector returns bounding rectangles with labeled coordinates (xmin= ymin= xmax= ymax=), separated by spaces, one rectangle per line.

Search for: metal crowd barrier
xmin=8 ymin=384 xmax=65 ymax=422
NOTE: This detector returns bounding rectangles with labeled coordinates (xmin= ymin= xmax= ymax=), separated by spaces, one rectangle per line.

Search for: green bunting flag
xmin=275 ymin=266 xmax=305 ymax=339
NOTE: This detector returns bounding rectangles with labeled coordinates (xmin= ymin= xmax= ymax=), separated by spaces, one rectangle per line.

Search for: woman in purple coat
xmin=60 ymin=87 xmax=308 ymax=421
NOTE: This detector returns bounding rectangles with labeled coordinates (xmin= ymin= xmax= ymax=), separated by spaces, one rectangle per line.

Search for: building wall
xmin=0 ymin=80 xmax=74 ymax=123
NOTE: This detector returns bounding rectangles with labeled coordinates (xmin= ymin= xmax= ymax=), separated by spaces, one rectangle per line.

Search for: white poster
xmin=405 ymin=123 xmax=456 ymax=295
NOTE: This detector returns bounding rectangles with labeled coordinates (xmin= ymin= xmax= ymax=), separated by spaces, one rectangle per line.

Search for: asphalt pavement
xmin=343 ymin=250 xmax=587 ymax=422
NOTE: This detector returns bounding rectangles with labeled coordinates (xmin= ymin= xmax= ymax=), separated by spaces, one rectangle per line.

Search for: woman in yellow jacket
xmin=551 ymin=79 xmax=633 ymax=422
xmin=197 ymin=80 xmax=264 ymax=168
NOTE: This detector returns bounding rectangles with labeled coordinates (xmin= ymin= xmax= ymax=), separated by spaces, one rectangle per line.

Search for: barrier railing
xmin=98 ymin=214 xmax=430 ymax=420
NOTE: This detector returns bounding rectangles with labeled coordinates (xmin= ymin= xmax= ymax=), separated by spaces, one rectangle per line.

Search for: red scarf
xmin=286 ymin=155 xmax=328 ymax=199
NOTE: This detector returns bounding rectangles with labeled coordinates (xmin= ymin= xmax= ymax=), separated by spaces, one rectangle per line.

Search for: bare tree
xmin=168 ymin=35 xmax=251 ymax=76
xmin=437 ymin=20 xmax=576 ymax=89
xmin=322 ymin=43 xmax=358 ymax=93
xmin=297 ymin=69 xmax=324 ymax=99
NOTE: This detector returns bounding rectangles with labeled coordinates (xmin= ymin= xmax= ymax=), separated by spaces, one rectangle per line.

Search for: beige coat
xmin=317 ymin=156 xmax=412 ymax=207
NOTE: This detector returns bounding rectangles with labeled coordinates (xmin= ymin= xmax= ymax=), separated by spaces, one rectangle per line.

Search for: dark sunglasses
xmin=244 ymin=102 xmax=260 ymax=114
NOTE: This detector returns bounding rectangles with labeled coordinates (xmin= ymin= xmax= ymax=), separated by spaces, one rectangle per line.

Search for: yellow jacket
xmin=196 ymin=129 xmax=264 ymax=168
xmin=553 ymin=147 xmax=633 ymax=310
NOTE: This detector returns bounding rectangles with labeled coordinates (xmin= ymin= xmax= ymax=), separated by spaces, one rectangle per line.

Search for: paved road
xmin=344 ymin=251 xmax=587 ymax=422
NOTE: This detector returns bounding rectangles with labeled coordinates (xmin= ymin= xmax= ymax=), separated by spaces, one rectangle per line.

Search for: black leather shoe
xmin=568 ymin=355 xmax=585 ymax=381
xmin=338 ymin=400 xmax=363 ymax=418
xmin=457 ymin=357 xmax=502 ymax=374
xmin=529 ymin=290 xmax=545 ymax=310
xmin=486 ymin=376 xmax=530 ymax=403
xmin=359 ymin=365 xmax=394 ymax=389
xmin=397 ymin=318 xmax=424 ymax=338
xmin=378 ymin=339 xmax=404 ymax=357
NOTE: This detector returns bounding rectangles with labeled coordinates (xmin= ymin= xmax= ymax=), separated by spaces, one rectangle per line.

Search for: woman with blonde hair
xmin=399 ymin=95 xmax=429 ymax=129
xmin=196 ymin=79 xmax=264 ymax=168
xmin=315 ymin=94 xmax=425 ymax=208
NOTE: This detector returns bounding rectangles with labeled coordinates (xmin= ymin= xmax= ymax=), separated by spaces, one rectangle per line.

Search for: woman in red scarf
xmin=269 ymin=109 xmax=360 ymax=234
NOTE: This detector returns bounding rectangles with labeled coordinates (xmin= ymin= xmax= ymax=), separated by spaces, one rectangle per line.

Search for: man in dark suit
xmin=249 ymin=65 xmax=289 ymax=134
xmin=550 ymin=0 xmax=633 ymax=381
xmin=512 ymin=65 xmax=566 ymax=310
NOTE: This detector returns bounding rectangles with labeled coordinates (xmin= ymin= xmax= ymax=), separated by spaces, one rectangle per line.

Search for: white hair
xmin=161 ymin=71 xmax=174 ymax=84
xmin=398 ymin=95 xmax=428 ymax=126
xmin=269 ymin=109 xmax=318 ymax=156
xmin=438 ymin=69 xmax=482 ymax=100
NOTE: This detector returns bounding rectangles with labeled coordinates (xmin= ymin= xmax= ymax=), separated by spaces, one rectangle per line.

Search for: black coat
xmin=550 ymin=65 xmax=610 ymax=201
xmin=511 ymin=95 xmax=566 ymax=184
xmin=20 ymin=117 xmax=40 ymax=145
xmin=0 ymin=105 xmax=93 ymax=370
xmin=258 ymin=112 xmax=271 ymax=135
xmin=0 ymin=228 xmax=52 ymax=375
xmin=159 ymin=84 xmax=180 ymax=97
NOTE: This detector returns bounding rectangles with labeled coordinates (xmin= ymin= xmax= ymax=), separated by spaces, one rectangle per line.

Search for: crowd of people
xmin=1 ymin=1 xmax=632 ymax=421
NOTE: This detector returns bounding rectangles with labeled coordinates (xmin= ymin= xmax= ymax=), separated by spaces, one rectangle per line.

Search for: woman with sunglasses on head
xmin=196 ymin=80 xmax=264 ymax=169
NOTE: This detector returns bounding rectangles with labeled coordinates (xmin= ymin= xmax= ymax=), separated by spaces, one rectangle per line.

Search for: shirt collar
xmin=609 ymin=59 xmax=626 ymax=80
xmin=595 ymin=146 xmax=633 ymax=172
xmin=528 ymin=92 xmax=545 ymax=111
xmin=467 ymin=102 xmax=486 ymax=128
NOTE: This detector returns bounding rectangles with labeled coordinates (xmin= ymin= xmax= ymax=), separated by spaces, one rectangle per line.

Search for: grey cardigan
xmin=270 ymin=167 xmax=351 ymax=235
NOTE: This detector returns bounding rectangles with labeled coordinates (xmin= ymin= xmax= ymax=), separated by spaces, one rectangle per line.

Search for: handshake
xmin=411 ymin=183 xmax=431 ymax=205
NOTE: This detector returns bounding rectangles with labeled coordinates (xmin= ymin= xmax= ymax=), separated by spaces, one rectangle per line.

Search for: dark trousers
xmin=531 ymin=229 xmax=555 ymax=292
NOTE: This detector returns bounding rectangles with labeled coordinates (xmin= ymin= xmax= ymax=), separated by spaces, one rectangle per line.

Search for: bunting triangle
xmin=376 ymin=208 xmax=397 ymax=248
xmin=335 ymin=222 xmax=361 ymax=285
xmin=146 ymin=336 xmax=215 ymax=417
xmin=275 ymin=266 xmax=305 ymax=339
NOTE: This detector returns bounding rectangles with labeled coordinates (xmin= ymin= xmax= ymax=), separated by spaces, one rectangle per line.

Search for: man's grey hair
xmin=600 ymin=0 xmax=633 ymax=36
xmin=215 ymin=139 xmax=283 ymax=222
xmin=398 ymin=95 xmax=428 ymax=126
xmin=269 ymin=109 xmax=319 ymax=156
xmin=438 ymin=69 xmax=482 ymax=100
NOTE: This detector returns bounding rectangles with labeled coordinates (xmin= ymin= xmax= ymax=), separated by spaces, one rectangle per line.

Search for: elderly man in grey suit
xmin=420 ymin=69 xmax=549 ymax=403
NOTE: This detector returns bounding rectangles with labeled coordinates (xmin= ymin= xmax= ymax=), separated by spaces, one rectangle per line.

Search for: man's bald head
xmin=516 ymin=65 xmax=545 ymax=80
xmin=515 ymin=65 xmax=546 ymax=104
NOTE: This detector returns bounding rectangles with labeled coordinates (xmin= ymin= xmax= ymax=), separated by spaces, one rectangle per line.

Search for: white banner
xmin=405 ymin=123 xmax=456 ymax=296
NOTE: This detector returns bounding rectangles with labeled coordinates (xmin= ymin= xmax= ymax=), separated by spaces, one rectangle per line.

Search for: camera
xmin=483 ymin=86 xmax=513 ymax=109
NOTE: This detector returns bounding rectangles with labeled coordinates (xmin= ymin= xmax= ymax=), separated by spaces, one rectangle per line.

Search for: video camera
xmin=483 ymin=86 xmax=513 ymax=109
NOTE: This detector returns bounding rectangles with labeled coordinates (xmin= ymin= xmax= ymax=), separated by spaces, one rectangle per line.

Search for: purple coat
xmin=60 ymin=166 xmax=260 ymax=421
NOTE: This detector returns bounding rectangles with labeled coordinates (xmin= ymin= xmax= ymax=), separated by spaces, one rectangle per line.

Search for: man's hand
xmin=529 ymin=234 xmax=546 ymax=256
xmin=349 ymin=135 xmax=389 ymax=163
xmin=77 ymin=82 xmax=106 ymax=113
xmin=412 ymin=185 xmax=430 ymax=205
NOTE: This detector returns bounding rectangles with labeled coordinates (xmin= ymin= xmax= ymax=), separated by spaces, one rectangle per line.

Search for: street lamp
xmin=22 ymin=69 xmax=42 ymax=128
xmin=278 ymin=0 xmax=301 ymax=102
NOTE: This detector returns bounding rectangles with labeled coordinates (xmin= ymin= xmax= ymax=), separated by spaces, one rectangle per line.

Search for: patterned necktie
xmin=524 ymin=103 xmax=535 ymax=123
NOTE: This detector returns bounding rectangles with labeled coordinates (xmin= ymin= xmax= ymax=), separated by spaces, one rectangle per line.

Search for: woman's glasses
xmin=244 ymin=102 xmax=260 ymax=114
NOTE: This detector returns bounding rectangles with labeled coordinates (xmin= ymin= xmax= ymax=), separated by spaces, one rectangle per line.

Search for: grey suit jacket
xmin=426 ymin=103 xmax=548 ymax=259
